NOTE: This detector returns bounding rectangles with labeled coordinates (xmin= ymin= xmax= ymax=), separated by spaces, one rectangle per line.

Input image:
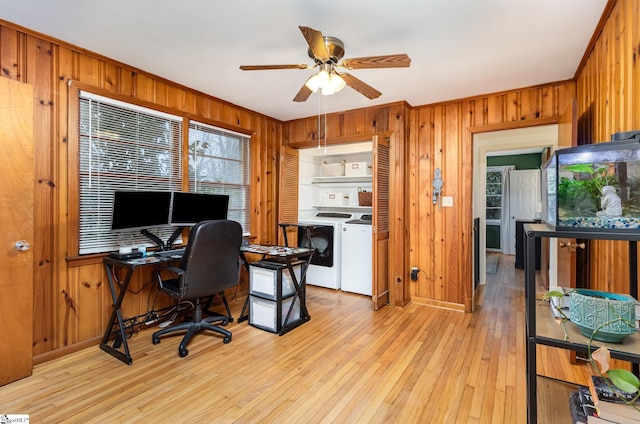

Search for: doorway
xmin=472 ymin=125 xmax=558 ymax=286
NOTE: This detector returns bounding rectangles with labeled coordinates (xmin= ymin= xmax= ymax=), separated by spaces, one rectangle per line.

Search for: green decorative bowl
xmin=569 ymin=289 xmax=637 ymax=343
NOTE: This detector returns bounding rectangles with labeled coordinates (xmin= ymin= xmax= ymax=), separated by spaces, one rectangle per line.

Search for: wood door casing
xmin=556 ymin=99 xmax=578 ymax=290
xmin=0 ymin=77 xmax=35 ymax=386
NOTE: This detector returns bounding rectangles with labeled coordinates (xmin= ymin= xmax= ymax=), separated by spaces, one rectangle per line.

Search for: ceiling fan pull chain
xmin=324 ymin=95 xmax=327 ymax=153
xmin=317 ymin=93 xmax=321 ymax=150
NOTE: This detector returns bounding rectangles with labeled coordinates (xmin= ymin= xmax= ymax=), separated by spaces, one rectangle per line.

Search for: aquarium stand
xmin=523 ymin=223 xmax=640 ymax=424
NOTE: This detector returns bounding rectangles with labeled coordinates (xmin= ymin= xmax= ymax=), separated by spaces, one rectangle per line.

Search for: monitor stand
xmin=140 ymin=227 xmax=187 ymax=251
xmin=165 ymin=227 xmax=185 ymax=250
xmin=140 ymin=229 xmax=165 ymax=250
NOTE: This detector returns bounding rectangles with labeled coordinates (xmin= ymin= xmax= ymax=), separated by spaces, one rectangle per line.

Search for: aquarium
xmin=541 ymin=130 xmax=640 ymax=232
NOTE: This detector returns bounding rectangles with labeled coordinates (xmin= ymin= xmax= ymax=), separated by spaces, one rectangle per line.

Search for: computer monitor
xmin=170 ymin=192 xmax=229 ymax=226
xmin=110 ymin=190 xmax=172 ymax=232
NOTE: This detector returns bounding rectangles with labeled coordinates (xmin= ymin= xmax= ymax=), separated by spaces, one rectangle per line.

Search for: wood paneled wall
xmin=285 ymin=0 xmax=639 ymax=312
xmin=1 ymin=0 xmax=636 ymax=359
xmin=0 ymin=20 xmax=283 ymax=359
xmin=286 ymin=103 xmax=411 ymax=310
xmin=287 ymin=83 xmax=575 ymax=312
xmin=575 ymin=0 xmax=640 ymax=296
xmin=410 ymin=85 xmax=576 ymax=311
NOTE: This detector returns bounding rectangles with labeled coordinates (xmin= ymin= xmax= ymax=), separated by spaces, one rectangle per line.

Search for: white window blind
xmin=78 ymin=91 xmax=183 ymax=254
xmin=188 ymin=121 xmax=251 ymax=233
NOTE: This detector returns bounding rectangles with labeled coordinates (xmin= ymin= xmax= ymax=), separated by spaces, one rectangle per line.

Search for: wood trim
xmin=410 ymin=296 xmax=467 ymax=312
xmin=421 ymin=79 xmax=576 ymax=109
xmin=573 ymin=0 xmax=618 ymax=79
xmin=33 ymin=335 xmax=101 ymax=365
xmin=67 ymin=85 xmax=81 ymax=256
xmin=467 ymin=116 xmax=561 ymax=135
xmin=289 ymin=131 xmax=394 ymax=148
xmin=69 ymin=81 xmax=253 ymax=137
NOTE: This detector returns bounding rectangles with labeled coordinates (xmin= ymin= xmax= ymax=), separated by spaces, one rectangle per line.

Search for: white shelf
xmin=312 ymin=176 xmax=372 ymax=184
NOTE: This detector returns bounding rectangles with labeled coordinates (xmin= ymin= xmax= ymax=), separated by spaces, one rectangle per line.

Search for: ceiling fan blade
xmin=341 ymin=54 xmax=411 ymax=69
xmin=240 ymin=64 xmax=309 ymax=71
xmin=299 ymin=26 xmax=330 ymax=62
xmin=339 ymin=73 xmax=382 ymax=99
xmin=293 ymin=84 xmax=313 ymax=102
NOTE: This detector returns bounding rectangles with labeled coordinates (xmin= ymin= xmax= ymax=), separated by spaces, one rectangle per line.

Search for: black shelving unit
xmin=524 ymin=223 xmax=640 ymax=424
xmin=515 ymin=220 xmax=540 ymax=269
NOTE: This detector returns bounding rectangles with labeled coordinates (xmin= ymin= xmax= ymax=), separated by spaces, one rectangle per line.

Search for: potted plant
xmin=544 ymin=289 xmax=640 ymax=406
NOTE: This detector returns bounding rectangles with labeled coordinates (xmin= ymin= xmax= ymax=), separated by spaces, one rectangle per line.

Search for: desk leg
xmin=100 ymin=264 xmax=134 ymax=365
xmin=237 ymin=252 xmax=252 ymax=323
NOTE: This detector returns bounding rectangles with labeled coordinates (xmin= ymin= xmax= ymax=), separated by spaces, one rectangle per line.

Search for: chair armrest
xmin=156 ymin=266 xmax=186 ymax=295
xmin=160 ymin=266 xmax=185 ymax=276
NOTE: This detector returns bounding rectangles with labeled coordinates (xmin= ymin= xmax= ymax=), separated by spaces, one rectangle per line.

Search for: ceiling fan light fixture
xmin=305 ymin=64 xmax=346 ymax=96
xmin=327 ymin=73 xmax=346 ymax=94
xmin=304 ymin=74 xmax=322 ymax=93
xmin=241 ymin=26 xmax=411 ymax=102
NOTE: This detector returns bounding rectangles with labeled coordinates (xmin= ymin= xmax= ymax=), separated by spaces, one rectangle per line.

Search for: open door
xmin=0 ymin=78 xmax=34 ymax=386
xmin=372 ymin=135 xmax=390 ymax=310
xmin=278 ymin=146 xmax=299 ymax=245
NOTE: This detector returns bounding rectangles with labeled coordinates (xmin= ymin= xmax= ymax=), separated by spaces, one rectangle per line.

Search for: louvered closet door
xmin=0 ymin=78 xmax=34 ymax=386
xmin=278 ymin=146 xmax=299 ymax=245
xmin=372 ymin=135 xmax=390 ymax=310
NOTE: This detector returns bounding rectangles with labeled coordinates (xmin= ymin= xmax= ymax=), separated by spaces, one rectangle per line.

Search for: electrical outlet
xmin=410 ymin=267 xmax=419 ymax=281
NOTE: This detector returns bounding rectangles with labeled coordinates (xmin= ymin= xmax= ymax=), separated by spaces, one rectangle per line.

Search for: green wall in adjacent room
xmin=485 ymin=153 xmax=541 ymax=252
xmin=486 ymin=224 xmax=501 ymax=249
xmin=487 ymin=153 xmax=541 ymax=170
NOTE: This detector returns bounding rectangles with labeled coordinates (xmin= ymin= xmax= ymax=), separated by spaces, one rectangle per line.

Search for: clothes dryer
xmin=340 ymin=215 xmax=372 ymax=295
xmin=297 ymin=212 xmax=359 ymax=290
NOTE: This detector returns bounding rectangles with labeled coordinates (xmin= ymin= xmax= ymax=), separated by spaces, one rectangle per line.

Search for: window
xmin=486 ymin=169 xmax=503 ymax=221
xmin=188 ymin=121 xmax=251 ymax=234
xmin=78 ymin=92 xmax=183 ymax=254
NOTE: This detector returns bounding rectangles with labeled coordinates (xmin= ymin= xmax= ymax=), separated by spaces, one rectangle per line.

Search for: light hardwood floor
xmin=0 ymin=255 xmax=590 ymax=423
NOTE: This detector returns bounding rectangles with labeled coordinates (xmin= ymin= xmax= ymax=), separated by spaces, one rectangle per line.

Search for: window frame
xmin=74 ymin=89 xmax=184 ymax=256
xmin=187 ymin=120 xmax=251 ymax=235
xmin=68 ymin=86 xmax=254 ymax=259
xmin=485 ymin=167 xmax=504 ymax=224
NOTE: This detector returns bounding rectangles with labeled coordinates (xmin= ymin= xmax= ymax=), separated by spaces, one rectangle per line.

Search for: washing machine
xmin=298 ymin=212 xmax=360 ymax=289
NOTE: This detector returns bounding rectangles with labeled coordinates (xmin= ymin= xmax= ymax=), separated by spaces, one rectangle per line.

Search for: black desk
xmin=238 ymin=244 xmax=314 ymax=335
xmin=101 ymin=255 xmax=178 ymax=365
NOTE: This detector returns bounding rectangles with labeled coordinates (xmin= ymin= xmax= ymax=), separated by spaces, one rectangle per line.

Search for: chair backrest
xmin=179 ymin=220 xmax=243 ymax=299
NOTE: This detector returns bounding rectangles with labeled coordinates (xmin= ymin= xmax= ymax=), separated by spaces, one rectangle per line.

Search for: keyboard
xmin=109 ymin=251 xmax=143 ymax=260
xmin=155 ymin=248 xmax=186 ymax=258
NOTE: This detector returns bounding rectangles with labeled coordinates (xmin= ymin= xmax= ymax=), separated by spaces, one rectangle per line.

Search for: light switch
xmin=442 ymin=196 xmax=453 ymax=207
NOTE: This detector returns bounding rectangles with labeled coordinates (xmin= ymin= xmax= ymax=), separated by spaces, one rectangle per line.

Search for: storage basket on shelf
xmin=321 ymin=160 xmax=346 ymax=177
xmin=358 ymin=187 xmax=372 ymax=206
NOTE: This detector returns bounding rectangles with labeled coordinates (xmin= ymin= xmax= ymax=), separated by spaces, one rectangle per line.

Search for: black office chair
xmin=151 ymin=219 xmax=242 ymax=357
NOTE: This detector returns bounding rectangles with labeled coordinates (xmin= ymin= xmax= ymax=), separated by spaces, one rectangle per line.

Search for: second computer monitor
xmin=170 ymin=192 xmax=229 ymax=226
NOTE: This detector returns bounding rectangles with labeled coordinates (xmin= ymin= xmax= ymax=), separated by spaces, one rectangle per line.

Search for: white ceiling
xmin=0 ymin=0 xmax=607 ymax=122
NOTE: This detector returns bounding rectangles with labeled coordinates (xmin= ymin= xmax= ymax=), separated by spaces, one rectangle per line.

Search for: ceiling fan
xmin=239 ymin=26 xmax=411 ymax=102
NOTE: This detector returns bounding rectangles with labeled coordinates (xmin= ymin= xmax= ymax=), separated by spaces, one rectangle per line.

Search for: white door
xmin=508 ymin=170 xmax=540 ymax=254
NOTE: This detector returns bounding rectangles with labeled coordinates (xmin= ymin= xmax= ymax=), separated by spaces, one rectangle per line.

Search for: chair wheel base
xmin=223 ymin=335 xmax=231 ymax=344
xmin=152 ymin=336 xmax=160 ymax=345
xmin=179 ymin=348 xmax=188 ymax=357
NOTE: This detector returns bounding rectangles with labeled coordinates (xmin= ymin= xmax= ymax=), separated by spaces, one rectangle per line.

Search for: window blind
xmin=188 ymin=121 xmax=251 ymax=234
xmin=78 ymin=91 xmax=183 ymax=254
